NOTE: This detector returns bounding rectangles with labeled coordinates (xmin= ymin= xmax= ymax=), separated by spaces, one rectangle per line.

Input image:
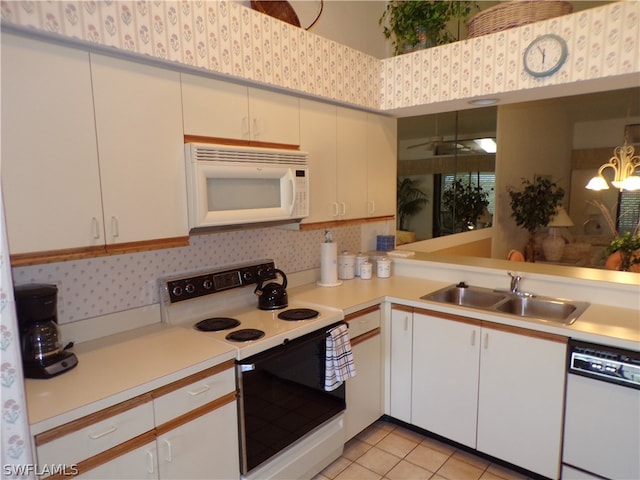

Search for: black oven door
xmin=236 ymin=322 xmax=346 ymax=474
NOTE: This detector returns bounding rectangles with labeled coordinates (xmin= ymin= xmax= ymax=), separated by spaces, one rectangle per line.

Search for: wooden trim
xmin=150 ymin=360 xmax=235 ymax=399
xmin=481 ymin=320 xmax=568 ymax=344
xmin=351 ymin=327 xmax=380 ymax=347
xmin=105 ymin=236 xmax=190 ymax=255
xmin=10 ymin=236 xmax=189 ymax=267
xmin=413 ymin=308 xmax=482 ymax=328
xmin=10 ymin=245 xmax=107 ymax=267
xmin=345 ymin=304 xmax=380 ymax=321
xmin=35 ymin=393 xmax=153 ymax=447
xmin=299 ymin=215 xmax=395 ymax=231
xmin=155 ymin=391 xmax=237 ymax=436
xmin=183 ymin=134 xmax=300 ymax=151
xmin=391 ymin=304 xmax=413 ymax=314
xmin=43 ymin=430 xmax=157 ymax=480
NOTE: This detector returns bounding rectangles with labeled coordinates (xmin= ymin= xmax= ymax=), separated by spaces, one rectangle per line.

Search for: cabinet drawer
xmin=152 ymin=362 xmax=236 ymax=425
xmin=36 ymin=396 xmax=154 ymax=468
xmin=345 ymin=305 xmax=381 ymax=339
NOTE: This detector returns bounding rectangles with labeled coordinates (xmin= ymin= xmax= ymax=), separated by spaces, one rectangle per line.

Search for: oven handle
xmin=240 ymin=364 xmax=255 ymax=373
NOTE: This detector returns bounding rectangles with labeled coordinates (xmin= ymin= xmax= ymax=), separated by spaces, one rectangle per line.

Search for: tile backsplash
xmin=11 ymin=223 xmax=379 ymax=325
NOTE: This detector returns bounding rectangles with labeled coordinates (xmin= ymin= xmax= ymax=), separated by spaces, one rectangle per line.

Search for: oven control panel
xmin=165 ymin=260 xmax=276 ymax=303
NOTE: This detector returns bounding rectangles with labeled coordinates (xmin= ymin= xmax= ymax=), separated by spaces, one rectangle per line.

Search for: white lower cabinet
xmin=35 ymin=362 xmax=239 ymax=480
xmin=389 ymin=305 xmax=413 ymax=423
xmin=411 ymin=311 xmax=480 ymax=448
xmin=397 ymin=307 xmax=567 ymax=479
xmin=344 ymin=305 xmax=383 ymax=440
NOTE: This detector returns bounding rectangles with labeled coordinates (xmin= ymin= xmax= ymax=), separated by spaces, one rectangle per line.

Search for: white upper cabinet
xmin=90 ymin=54 xmax=187 ymax=245
xmin=181 ymin=74 xmax=299 ymax=146
xmin=367 ymin=114 xmax=397 ymax=218
xmin=299 ymin=99 xmax=338 ymax=223
xmin=336 ymin=107 xmax=368 ymax=220
xmin=1 ymin=33 xmax=103 ymax=254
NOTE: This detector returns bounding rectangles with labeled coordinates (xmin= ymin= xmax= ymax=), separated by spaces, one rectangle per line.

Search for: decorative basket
xmin=467 ymin=0 xmax=573 ymax=38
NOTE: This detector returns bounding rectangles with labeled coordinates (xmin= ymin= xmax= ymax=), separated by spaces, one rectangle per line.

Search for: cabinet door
xmin=1 ymin=33 xmax=103 ymax=254
xmin=75 ymin=441 xmax=158 ymax=480
xmin=299 ymin=99 xmax=338 ymax=223
xmin=389 ymin=306 xmax=413 ymax=422
xmin=477 ymin=327 xmax=566 ymax=479
xmin=336 ymin=107 xmax=368 ymax=219
xmin=247 ymin=87 xmax=300 ymax=146
xmin=366 ymin=114 xmax=397 ymax=218
xmin=346 ymin=333 xmax=382 ymax=440
xmin=411 ymin=311 xmax=480 ymax=448
xmin=157 ymin=402 xmax=239 ymax=480
xmin=90 ymin=54 xmax=187 ymax=245
xmin=181 ymin=74 xmax=249 ymax=140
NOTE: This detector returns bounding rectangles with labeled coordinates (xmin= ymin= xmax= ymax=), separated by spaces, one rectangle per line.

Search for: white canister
xmin=338 ymin=251 xmax=355 ymax=280
xmin=355 ymin=253 xmax=368 ymax=276
xmin=377 ymin=257 xmax=391 ymax=278
xmin=360 ymin=261 xmax=373 ymax=280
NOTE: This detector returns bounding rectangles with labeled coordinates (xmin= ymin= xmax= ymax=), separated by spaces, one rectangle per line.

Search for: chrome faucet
xmin=508 ymin=272 xmax=521 ymax=293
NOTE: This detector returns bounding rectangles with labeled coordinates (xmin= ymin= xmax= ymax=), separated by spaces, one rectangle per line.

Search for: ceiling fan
xmin=407 ymin=114 xmax=444 ymax=150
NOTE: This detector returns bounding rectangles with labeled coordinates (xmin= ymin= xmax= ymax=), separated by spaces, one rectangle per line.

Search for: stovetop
xmin=159 ymin=260 xmax=344 ymax=359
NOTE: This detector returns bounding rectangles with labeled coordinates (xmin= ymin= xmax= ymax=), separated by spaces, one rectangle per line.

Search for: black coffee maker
xmin=15 ymin=284 xmax=78 ymax=379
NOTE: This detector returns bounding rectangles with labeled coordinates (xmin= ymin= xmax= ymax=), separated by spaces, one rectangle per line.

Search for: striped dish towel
xmin=325 ymin=324 xmax=356 ymax=391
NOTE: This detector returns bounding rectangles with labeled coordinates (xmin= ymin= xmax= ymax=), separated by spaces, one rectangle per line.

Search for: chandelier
xmin=586 ymin=126 xmax=640 ymax=191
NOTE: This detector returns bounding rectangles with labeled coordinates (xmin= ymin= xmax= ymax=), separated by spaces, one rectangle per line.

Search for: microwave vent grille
xmin=190 ymin=144 xmax=308 ymax=165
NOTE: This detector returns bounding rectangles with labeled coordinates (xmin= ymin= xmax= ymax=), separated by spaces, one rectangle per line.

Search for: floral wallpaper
xmin=0 ymin=1 xmax=637 ymax=112
xmin=1 ymin=189 xmax=34 ymax=478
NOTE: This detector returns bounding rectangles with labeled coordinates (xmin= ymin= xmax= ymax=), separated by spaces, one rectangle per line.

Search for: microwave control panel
xmin=293 ymin=169 xmax=309 ymax=217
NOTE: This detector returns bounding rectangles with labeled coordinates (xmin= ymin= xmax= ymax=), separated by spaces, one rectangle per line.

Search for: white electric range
xmin=158 ymin=259 xmax=344 ymax=359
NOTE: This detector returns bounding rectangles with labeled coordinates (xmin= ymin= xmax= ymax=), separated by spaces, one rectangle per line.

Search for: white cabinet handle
xmin=403 ymin=315 xmax=409 ymax=331
xmin=471 ymin=330 xmax=476 ymax=346
xmin=252 ymin=117 xmax=259 ymax=138
xmin=88 ymin=424 xmax=117 ymax=439
xmin=483 ymin=333 xmax=489 ymax=350
xmin=111 ymin=216 xmax=119 ymax=238
xmin=339 ymin=202 xmax=346 ymax=216
xmin=188 ymin=384 xmax=210 ymax=396
xmin=242 ymin=116 xmax=249 ymax=137
xmin=91 ymin=217 xmax=101 ymax=240
xmin=332 ymin=202 xmax=339 ymax=217
xmin=163 ymin=439 xmax=173 ymax=463
xmin=146 ymin=449 xmax=155 ymax=474
xmin=368 ymin=201 xmax=375 ymax=215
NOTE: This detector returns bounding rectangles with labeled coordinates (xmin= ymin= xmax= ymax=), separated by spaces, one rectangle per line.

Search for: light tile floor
xmin=314 ymin=420 xmax=534 ymax=480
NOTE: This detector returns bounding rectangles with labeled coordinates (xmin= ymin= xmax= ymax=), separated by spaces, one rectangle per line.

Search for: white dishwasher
xmin=562 ymin=339 xmax=640 ymax=480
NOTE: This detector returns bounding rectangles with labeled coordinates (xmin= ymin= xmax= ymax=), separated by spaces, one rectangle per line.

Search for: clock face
xmin=523 ymin=34 xmax=568 ymax=77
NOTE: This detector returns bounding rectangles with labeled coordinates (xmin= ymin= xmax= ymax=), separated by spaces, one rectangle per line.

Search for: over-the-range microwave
xmin=185 ymin=143 xmax=309 ymax=230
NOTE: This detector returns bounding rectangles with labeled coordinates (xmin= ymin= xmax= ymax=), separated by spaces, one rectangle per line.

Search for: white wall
xmin=493 ymin=101 xmax=572 ymax=259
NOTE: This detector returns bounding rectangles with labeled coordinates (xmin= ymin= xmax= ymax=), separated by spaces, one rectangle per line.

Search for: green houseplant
xmin=605 ymin=232 xmax=640 ymax=271
xmin=379 ymin=1 xmax=478 ymax=55
xmin=442 ymin=179 xmax=489 ymax=232
xmin=397 ymin=178 xmax=428 ymax=232
xmin=508 ymin=177 xmax=565 ymax=261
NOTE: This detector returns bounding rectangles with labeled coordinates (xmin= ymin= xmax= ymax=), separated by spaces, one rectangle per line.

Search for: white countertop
xmin=25 ymin=323 xmax=236 ymax=434
xmin=25 ymin=274 xmax=639 ymax=435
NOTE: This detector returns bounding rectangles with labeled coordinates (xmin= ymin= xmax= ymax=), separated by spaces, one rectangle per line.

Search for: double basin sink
xmin=421 ymin=283 xmax=590 ymax=325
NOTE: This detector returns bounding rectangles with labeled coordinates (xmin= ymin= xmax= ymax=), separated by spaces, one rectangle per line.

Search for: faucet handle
xmin=507 ymin=271 xmax=521 ymax=292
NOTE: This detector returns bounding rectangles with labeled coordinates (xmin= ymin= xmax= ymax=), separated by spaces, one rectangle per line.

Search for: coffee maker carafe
xmin=15 ymin=284 xmax=78 ymax=379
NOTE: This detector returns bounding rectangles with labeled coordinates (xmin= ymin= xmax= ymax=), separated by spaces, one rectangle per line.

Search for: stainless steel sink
xmin=422 ymin=284 xmax=506 ymax=308
xmin=422 ymin=283 xmax=589 ymax=325
xmin=494 ymin=296 xmax=590 ymax=325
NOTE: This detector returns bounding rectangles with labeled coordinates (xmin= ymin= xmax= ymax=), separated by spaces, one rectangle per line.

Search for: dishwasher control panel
xmin=568 ymin=339 xmax=640 ymax=389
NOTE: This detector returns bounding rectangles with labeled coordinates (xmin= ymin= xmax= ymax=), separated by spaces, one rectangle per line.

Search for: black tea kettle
xmin=254 ymin=269 xmax=288 ymax=310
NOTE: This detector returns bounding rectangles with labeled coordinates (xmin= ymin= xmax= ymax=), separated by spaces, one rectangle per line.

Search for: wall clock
xmin=523 ymin=34 xmax=568 ymax=78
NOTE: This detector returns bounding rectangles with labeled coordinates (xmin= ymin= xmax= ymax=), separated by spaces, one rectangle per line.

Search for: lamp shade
xmin=548 ymin=207 xmax=574 ymax=227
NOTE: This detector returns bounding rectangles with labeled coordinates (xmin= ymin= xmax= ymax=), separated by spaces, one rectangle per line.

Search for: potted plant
xmin=397 ymin=178 xmax=428 ymax=232
xmin=604 ymin=232 xmax=640 ymax=272
xmin=379 ymin=1 xmax=478 ymax=55
xmin=507 ymin=177 xmax=565 ymax=262
xmin=442 ymin=179 xmax=489 ymax=232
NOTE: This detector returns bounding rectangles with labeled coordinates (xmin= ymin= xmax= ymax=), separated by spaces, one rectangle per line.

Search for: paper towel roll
xmin=318 ymin=243 xmax=341 ymax=287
